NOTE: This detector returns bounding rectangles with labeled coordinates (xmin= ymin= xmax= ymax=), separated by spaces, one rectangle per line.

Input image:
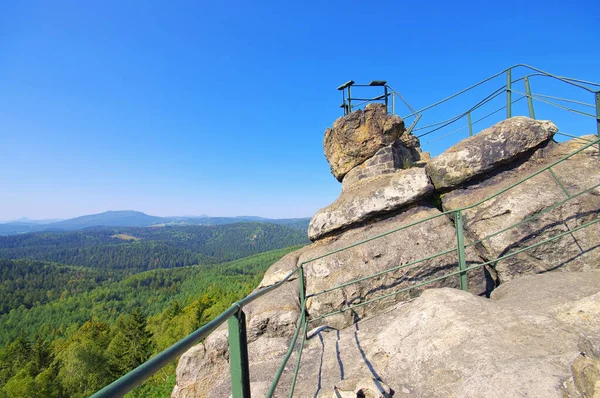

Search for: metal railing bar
xmin=530 ymin=96 xmax=599 ymax=119
xmin=309 ymin=216 xmax=600 ymax=323
xmin=265 ymin=302 xmax=307 ymax=398
xmin=423 ymin=96 xmax=527 ymax=145
xmin=548 ymin=167 xmax=571 ymax=198
xmin=401 ymin=65 xmax=598 ymax=121
xmin=300 ymin=211 xmax=448 ymax=264
xmin=302 ymin=137 xmax=599 ymax=266
xmin=458 ymin=138 xmax=599 ymax=212
xmin=90 ymin=267 xmax=300 ymax=398
xmin=416 ymin=89 xmax=510 ymax=139
xmin=555 ymin=132 xmax=596 ymax=142
xmin=413 ymin=86 xmax=506 ymax=133
xmin=474 ymin=217 xmax=600 ymax=268
xmin=311 ymin=181 xmax=600 ymax=300
xmin=288 ymin=318 xmax=308 ymax=397
xmin=306 ymin=248 xmax=456 ymax=298
xmin=90 ymin=305 xmax=241 ymax=398
xmin=526 ymin=92 xmax=596 ymax=108
xmin=466 ymin=182 xmax=600 ymax=248
xmin=388 ymin=87 xmax=417 ymax=113
xmin=237 ymin=267 xmax=300 ymax=307
xmin=510 ymin=90 xmax=599 ymax=118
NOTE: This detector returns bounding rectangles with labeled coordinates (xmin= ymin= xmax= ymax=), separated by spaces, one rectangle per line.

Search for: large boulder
xmin=324 ymin=103 xmax=417 ymax=181
xmin=287 ymin=271 xmax=600 ymax=398
xmin=426 ymin=117 xmax=557 ymax=190
xmin=308 ymin=167 xmax=434 ymax=241
xmin=176 ymin=271 xmax=600 ymax=397
xmin=441 ymin=136 xmax=600 ymax=283
xmin=302 ymin=204 xmax=487 ymax=330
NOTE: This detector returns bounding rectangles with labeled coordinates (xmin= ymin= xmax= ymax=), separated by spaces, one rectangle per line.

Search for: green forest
xmin=0 ymin=222 xmax=307 ymax=397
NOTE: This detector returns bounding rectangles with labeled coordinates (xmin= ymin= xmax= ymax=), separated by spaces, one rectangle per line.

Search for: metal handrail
xmin=302 ymin=137 xmax=599 ymax=267
xmin=88 ymin=65 xmax=600 ymax=398
xmin=90 ymin=267 xmax=300 ymax=398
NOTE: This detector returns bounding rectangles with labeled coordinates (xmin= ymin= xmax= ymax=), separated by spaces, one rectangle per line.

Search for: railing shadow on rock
xmin=90 ymin=64 xmax=600 ymax=398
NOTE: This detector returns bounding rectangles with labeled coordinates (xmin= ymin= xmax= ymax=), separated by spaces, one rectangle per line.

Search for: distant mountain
xmin=0 ymin=223 xmax=309 ymax=271
xmin=0 ymin=210 xmax=310 ymax=235
xmin=50 ymin=210 xmax=163 ymax=229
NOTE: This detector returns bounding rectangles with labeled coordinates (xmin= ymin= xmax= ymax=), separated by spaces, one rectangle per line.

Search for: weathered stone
xmin=426 ymin=117 xmax=557 ymax=190
xmin=324 ymin=103 xmax=417 ymax=181
xmin=173 ymin=270 xmax=600 ymax=398
xmin=342 ymin=141 xmax=415 ymax=191
xmin=442 ymin=136 xmax=600 ymax=283
xmin=303 ymin=204 xmax=487 ymax=329
xmin=332 ymin=378 xmax=392 ymax=398
xmin=287 ymin=272 xmax=600 ymax=398
xmin=308 ymin=168 xmax=434 ymax=241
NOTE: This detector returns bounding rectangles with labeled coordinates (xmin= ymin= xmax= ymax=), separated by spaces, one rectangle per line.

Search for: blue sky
xmin=1 ymin=0 xmax=599 ymax=220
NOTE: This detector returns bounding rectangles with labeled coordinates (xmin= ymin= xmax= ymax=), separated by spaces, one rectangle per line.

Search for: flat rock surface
xmin=442 ymin=136 xmax=600 ymax=283
xmin=308 ymin=167 xmax=433 ymax=241
xmin=173 ymin=271 xmax=600 ymax=398
xmin=301 ymin=204 xmax=486 ymax=330
xmin=426 ymin=117 xmax=557 ymax=190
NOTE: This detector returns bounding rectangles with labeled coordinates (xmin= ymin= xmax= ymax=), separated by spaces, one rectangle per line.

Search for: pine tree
xmin=107 ymin=309 xmax=153 ymax=376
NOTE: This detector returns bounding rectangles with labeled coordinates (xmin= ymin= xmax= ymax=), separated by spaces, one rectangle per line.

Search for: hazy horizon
xmin=2 ymin=0 xmax=598 ymax=221
xmin=0 ymin=209 xmax=313 ymax=224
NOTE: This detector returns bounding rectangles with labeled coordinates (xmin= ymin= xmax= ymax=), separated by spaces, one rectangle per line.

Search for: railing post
xmin=298 ymin=264 xmax=307 ymax=339
xmin=347 ymin=85 xmax=352 ymax=114
xmin=454 ymin=211 xmax=468 ymax=291
xmin=384 ymin=85 xmax=389 ymax=114
xmin=596 ymin=91 xmax=600 ymax=158
xmin=228 ymin=307 xmax=250 ymax=398
xmin=392 ymin=92 xmax=395 ymax=115
xmin=467 ymin=112 xmax=473 ymax=137
xmin=524 ymin=76 xmax=536 ymax=119
xmin=506 ymin=69 xmax=512 ymax=119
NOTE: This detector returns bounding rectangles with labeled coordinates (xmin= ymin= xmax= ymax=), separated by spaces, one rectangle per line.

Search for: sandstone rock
xmin=302 ymin=204 xmax=487 ymax=330
xmin=426 ymin=117 xmax=557 ymax=190
xmin=173 ymin=269 xmax=600 ymax=398
xmin=332 ymin=378 xmax=392 ymax=398
xmin=341 ymin=142 xmax=415 ymax=192
xmin=308 ymin=168 xmax=434 ymax=241
xmin=441 ymin=136 xmax=600 ymax=283
xmin=324 ymin=103 xmax=415 ymax=181
xmin=287 ymin=272 xmax=600 ymax=398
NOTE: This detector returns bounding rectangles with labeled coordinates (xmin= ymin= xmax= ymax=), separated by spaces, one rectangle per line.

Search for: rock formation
xmin=173 ymin=112 xmax=600 ymax=397
xmin=323 ymin=103 xmax=422 ymax=182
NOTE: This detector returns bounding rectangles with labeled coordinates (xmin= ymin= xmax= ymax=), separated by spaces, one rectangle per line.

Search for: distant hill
xmin=0 ymin=210 xmax=311 ymax=235
xmin=0 ymin=222 xmax=309 ymax=271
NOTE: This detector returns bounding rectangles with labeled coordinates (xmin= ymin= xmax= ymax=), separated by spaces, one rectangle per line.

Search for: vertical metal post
xmin=455 ymin=211 xmax=468 ymax=291
xmin=298 ymin=264 xmax=307 ymax=339
xmin=347 ymin=86 xmax=352 ymax=114
xmin=524 ymin=76 xmax=535 ymax=119
xmin=228 ymin=308 xmax=250 ymax=398
xmin=342 ymin=90 xmax=347 ymax=116
xmin=384 ymin=85 xmax=389 ymax=114
xmin=467 ymin=112 xmax=473 ymax=137
xmin=595 ymin=92 xmax=600 ymax=159
xmin=506 ymin=69 xmax=512 ymax=119
xmin=392 ymin=93 xmax=395 ymax=115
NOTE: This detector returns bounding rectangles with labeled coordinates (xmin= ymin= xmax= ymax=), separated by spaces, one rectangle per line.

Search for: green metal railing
xmin=90 ymin=65 xmax=600 ymax=398
xmin=302 ymin=137 xmax=600 ymax=323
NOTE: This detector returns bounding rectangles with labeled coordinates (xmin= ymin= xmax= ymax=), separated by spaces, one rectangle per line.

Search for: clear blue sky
xmin=1 ymin=0 xmax=599 ymax=220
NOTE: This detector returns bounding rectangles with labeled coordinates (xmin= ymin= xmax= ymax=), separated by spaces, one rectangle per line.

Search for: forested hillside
xmin=0 ymin=223 xmax=308 ymax=271
xmin=0 ymin=246 xmax=302 ymax=397
xmin=0 ymin=220 xmax=308 ymax=397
